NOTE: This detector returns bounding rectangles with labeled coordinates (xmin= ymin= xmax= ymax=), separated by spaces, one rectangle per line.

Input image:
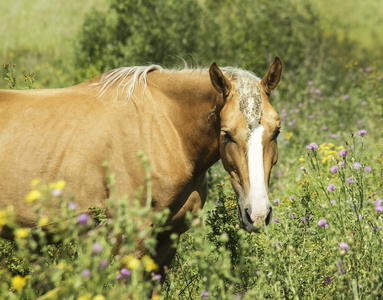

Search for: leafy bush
xmin=74 ymin=0 xmax=350 ymax=100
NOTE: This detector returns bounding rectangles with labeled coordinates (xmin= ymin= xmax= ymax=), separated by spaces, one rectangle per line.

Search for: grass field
xmin=0 ymin=0 xmax=382 ymax=299
xmin=1 ymin=0 xmax=382 ymax=88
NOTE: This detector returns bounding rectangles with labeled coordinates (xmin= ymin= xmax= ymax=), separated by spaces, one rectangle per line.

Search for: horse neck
xmin=147 ymin=71 xmax=223 ymax=175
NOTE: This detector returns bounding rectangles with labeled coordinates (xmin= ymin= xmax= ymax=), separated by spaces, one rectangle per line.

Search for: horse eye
xmin=273 ymin=128 xmax=281 ymax=140
xmin=221 ymin=130 xmax=235 ymax=143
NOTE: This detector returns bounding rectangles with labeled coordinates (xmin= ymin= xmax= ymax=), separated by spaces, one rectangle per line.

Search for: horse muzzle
xmin=238 ymin=204 xmax=272 ymax=233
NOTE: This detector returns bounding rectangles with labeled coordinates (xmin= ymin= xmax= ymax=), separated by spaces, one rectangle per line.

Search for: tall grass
xmin=0 ymin=0 xmax=382 ymax=298
xmin=0 ymin=0 xmax=108 ymax=88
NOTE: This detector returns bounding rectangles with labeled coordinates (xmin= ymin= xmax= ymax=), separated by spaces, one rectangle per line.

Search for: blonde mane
xmin=93 ymin=65 xmax=262 ymax=121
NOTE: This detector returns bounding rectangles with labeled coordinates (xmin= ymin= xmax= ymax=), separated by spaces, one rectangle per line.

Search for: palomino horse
xmin=0 ymin=57 xmax=282 ymax=274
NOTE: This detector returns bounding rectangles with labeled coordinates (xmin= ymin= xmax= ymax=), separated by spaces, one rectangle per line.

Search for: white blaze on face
xmin=248 ymin=123 xmax=269 ymax=224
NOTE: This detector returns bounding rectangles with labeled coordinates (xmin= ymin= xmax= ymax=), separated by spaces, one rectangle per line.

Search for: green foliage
xmin=74 ymin=0 xmax=347 ymax=100
xmin=74 ymin=0 xmax=206 ymax=80
xmin=1 ymin=1 xmax=383 ymax=298
xmin=0 ymin=158 xmax=169 ymax=299
xmin=3 ymin=63 xmax=36 ymax=90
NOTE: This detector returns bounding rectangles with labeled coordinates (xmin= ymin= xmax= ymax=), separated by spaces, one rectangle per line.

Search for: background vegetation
xmin=0 ymin=0 xmax=382 ymax=299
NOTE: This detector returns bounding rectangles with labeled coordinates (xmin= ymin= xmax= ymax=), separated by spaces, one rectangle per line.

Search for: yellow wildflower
xmin=14 ymin=228 xmax=28 ymax=241
xmin=123 ymin=253 xmax=140 ymax=270
xmin=285 ymin=132 xmax=293 ymax=140
xmin=0 ymin=210 xmax=8 ymax=228
xmin=39 ymin=217 xmax=50 ymax=227
xmin=77 ymin=293 xmax=92 ymax=300
xmin=151 ymin=295 xmax=161 ymax=300
xmin=11 ymin=274 xmax=29 ymax=291
xmin=299 ymin=157 xmax=305 ymax=162
xmin=30 ymin=178 xmax=40 ymax=188
xmin=25 ymin=190 xmax=41 ymax=204
xmin=92 ymin=295 xmax=106 ymax=300
xmin=55 ymin=180 xmax=66 ymax=190
xmin=142 ymin=255 xmax=158 ymax=272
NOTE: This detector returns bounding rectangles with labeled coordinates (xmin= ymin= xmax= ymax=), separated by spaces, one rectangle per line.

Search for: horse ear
xmin=261 ymin=57 xmax=282 ymax=95
xmin=209 ymin=62 xmax=232 ymax=98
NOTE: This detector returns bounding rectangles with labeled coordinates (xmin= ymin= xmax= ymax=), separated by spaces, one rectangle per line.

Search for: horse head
xmin=209 ymin=58 xmax=282 ymax=233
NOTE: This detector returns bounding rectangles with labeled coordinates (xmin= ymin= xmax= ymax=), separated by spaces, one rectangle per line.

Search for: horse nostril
xmin=244 ymin=208 xmax=253 ymax=224
xmin=265 ymin=206 xmax=273 ymax=225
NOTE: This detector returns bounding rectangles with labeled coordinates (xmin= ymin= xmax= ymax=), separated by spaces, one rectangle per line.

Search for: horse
xmin=0 ymin=57 xmax=282 ymax=276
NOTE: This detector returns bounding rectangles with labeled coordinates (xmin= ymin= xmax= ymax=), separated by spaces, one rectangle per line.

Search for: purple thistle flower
xmin=291 ymin=213 xmax=295 ymax=219
xmin=375 ymin=199 xmax=382 ymax=207
xmin=92 ymin=242 xmax=103 ymax=254
xmin=358 ymin=214 xmax=362 ymax=221
xmin=325 ymin=276 xmax=331 ymax=283
xmin=361 ymin=101 xmax=367 ymax=106
xmin=365 ymin=67 xmax=372 ymax=72
xmin=322 ymin=126 xmax=328 ymax=131
xmin=325 ymin=223 xmax=329 ymax=228
xmin=373 ymin=227 xmax=378 ymax=231
xmin=153 ymin=274 xmax=162 ymax=280
xmin=115 ymin=273 xmax=122 ymax=280
xmin=202 ymin=290 xmax=209 ymax=298
xmin=301 ymin=217 xmax=307 ymax=223
xmin=78 ymin=213 xmax=88 ymax=224
xmin=300 ymin=166 xmax=306 ymax=172
xmin=318 ymin=219 xmax=327 ymax=227
xmin=330 ymin=200 xmax=336 ymax=205
xmin=306 ymin=143 xmax=318 ymax=150
xmin=339 ymin=242 xmax=349 ymax=252
xmin=100 ymin=259 xmax=108 ymax=268
xmin=82 ymin=269 xmax=91 ymax=278
xmin=347 ymin=177 xmax=353 ymax=184
xmin=273 ymin=199 xmax=280 ymax=204
xmin=340 ymin=149 xmax=348 ymax=157
xmin=359 ymin=284 xmax=363 ymax=289
xmin=330 ymin=166 xmax=338 ymax=173
xmin=340 ymin=161 xmax=345 ymax=168
xmin=376 ymin=206 xmax=383 ymax=213
xmin=120 ymin=268 xmax=131 ymax=277
xmin=274 ymin=217 xmax=280 ymax=223
xmin=327 ymin=184 xmax=335 ymax=192
xmin=290 ymin=195 xmax=295 ymax=200
xmin=358 ymin=129 xmax=367 ymax=136
xmin=342 ymin=95 xmax=349 ymax=100
xmin=354 ymin=162 xmax=361 ymax=169
xmin=365 ymin=166 xmax=372 ymax=172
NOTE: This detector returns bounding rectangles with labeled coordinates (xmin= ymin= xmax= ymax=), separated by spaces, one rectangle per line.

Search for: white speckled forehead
xmin=236 ymin=75 xmax=263 ymax=136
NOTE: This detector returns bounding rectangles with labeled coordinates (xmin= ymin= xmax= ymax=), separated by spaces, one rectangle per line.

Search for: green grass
xmin=0 ymin=0 xmax=108 ymax=88
xmin=0 ymin=0 xmax=383 ymax=298
xmin=0 ymin=0 xmax=382 ymax=89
